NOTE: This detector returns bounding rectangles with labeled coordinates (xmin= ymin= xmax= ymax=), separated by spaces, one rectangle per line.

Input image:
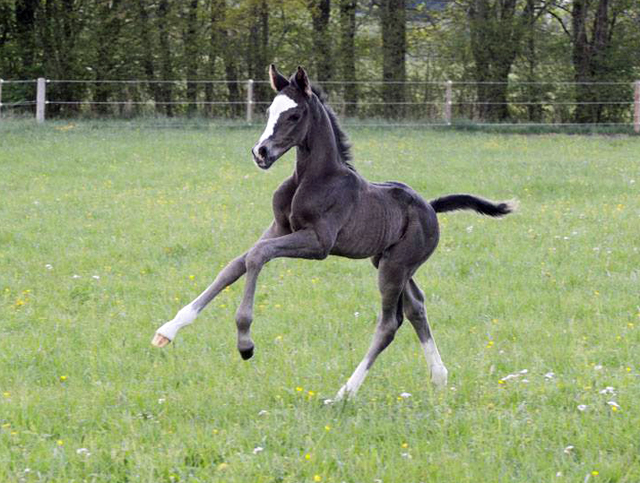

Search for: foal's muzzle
xmin=252 ymin=144 xmax=275 ymax=170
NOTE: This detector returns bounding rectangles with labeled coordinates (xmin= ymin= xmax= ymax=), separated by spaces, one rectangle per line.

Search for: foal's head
xmin=252 ymin=65 xmax=314 ymax=169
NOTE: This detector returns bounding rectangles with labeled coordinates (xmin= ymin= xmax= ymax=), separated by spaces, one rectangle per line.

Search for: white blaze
xmin=258 ymin=94 xmax=298 ymax=144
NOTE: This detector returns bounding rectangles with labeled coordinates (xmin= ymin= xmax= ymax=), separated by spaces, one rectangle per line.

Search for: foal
xmin=152 ymin=65 xmax=514 ymax=400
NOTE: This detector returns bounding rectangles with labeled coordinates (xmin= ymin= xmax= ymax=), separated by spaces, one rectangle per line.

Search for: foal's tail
xmin=430 ymin=194 xmax=517 ymax=218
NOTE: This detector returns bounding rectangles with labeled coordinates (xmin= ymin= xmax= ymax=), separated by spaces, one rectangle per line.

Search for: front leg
xmin=152 ymin=221 xmax=289 ymax=348
xmin=235 ymin=228 xmax=332 ymax=359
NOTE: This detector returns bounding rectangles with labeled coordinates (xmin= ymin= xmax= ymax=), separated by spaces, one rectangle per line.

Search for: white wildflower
xmin=253 ymin=446 xmax=264 ymax=455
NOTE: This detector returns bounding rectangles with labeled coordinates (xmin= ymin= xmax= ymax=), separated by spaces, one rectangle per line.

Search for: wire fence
xmin=1 ymin=78 xmax=639 ymax=132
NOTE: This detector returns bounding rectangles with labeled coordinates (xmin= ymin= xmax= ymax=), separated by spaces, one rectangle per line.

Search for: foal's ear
xmin=269 ymin=64 xmax=289 ymax=92
xmin=294 ymin=66 xmax=313 ymax=98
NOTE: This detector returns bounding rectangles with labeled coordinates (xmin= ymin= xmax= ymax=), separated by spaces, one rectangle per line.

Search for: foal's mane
xmin=311 ymin=85 xmax=354 ymax=169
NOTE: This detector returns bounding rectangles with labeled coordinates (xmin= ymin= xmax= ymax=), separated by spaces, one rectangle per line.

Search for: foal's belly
xmin=330 ymin=203 xmax=406 ymax=259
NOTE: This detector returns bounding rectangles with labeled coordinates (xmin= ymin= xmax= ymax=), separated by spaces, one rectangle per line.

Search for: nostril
xmin=258 ymin=146 xmax=268 ymax=159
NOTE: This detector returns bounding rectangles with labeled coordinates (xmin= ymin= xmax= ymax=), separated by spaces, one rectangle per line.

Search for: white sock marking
xmin=156 ymin=304 xmax=198 ymax=341
xmin=421 ymin=339 xmax=448 ymax=387
xmin=335 ymin=359 xmax=370 ymax=400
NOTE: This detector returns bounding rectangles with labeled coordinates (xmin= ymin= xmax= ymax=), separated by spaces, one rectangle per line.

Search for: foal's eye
xmin=289 ymin=114 xmax=300 ymax=122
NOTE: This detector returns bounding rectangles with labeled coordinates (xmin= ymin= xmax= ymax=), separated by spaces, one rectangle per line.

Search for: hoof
xmin=239 ymin=345 xmax=254 ymax=360
xmin=151 ymin=333 xmax=171 ymax=348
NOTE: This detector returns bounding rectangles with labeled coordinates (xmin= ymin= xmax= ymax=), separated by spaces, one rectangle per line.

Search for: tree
xmin=158 ymin=0 xmax=175 ymax=116
xmin=184 ymin=0 xmax=202 ymax=116
xmin=136 ymin=0 xmax=163 ymax=115
xmin=39 ymin=0 xmax=89 ymax=116
xmin=380 ymin=0 xmax=406 ymax=119
xmin=246 ymin=0 xmax=270 ymax=108
xmin=339 ymin=0 xmax=357 ymax=116
xmin=467 ymin=0 xmax=532 ymax=121
xmin=93 ymin=0 xmax=125 ymax=115
xmin=309 ymin=0 xmax=332 ymax=83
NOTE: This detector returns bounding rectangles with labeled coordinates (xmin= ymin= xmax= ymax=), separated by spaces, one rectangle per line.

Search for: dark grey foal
xmin=153 ymin=65 xmax=515 ymax=400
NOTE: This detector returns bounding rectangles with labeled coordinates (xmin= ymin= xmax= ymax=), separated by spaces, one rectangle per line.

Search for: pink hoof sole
xmin=151 ymin=333 xmax=171 ymax=348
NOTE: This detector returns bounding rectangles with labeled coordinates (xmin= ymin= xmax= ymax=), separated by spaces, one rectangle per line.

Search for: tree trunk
xmin=380 ymin=0 xmax=406 ymax=119
xmin=158 ymin=0 xmax=175 ymax=117
xmin=94 ymin=0 xmax=124 ymax=116
xmin=40 ymin=0 xmax=85 ymax=117
xmin=215 ymin=1 xmax=242 ymax=118
xmin=571 ymin=0 xmax=612 ymax=123
xmin=468 ymin=0 xmax=524 ymax=122
xmin=184 ymin=0 xmax=201 ymax=117
xmin=15 ymin=0 xmax=39 ymax=76
xmin=247 ymin=0 xmax=269 ymax=110
xmin=339 ymin=0 xmax=357 ymax=116
xmin=523 ymin=0 xmax=542 ymax=122
xmin=310 ymin=0 xmax=332 ymax=83
xmin=138 ymin=0 xmax=162 ymax=114
xmin=205 ymin=0 xmax=223 ymax=117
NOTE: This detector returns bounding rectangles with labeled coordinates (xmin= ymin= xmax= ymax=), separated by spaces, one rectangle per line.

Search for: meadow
xmin=0 ymin=120 xmax=638 ymax=482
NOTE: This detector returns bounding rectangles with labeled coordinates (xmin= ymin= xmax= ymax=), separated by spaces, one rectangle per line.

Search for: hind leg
xmin=403 ymin=278 xmax=448 ymax=388
xmin=334 ymin=258 xmax=408 ymax=400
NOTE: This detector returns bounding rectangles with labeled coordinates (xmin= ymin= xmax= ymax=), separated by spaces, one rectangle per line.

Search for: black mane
xmin=311 ymin=85 xmax=354 ymax=169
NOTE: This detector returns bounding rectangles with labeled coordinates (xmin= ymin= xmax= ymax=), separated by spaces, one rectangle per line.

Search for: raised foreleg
xmin=234 ymin=228 xmax=333 ymax=359
xmin=151 ymin=221 xmax=289 ymax=347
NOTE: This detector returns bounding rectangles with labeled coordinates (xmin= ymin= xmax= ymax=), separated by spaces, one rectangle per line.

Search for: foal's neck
xmin=294 ymin=98 xmax=343 ymax=181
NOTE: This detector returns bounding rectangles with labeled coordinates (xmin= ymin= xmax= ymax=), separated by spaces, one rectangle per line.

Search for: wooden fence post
xmin=634 ymin=80 xmax=640 ymax=134
xmin=246 ymin=79 xmax=254 ymax=124
xmin=36 ymin=77 xmax=46 ymax=123
xmin=444 ymin=80 xmax=452 ymax=125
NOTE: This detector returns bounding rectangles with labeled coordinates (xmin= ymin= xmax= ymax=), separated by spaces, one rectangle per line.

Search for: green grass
xmin=1 ymin=120 xmax=639 ymax=482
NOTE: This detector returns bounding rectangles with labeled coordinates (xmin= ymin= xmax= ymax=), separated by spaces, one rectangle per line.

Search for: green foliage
xmin=1 ymin=122 xmax=639 ymax=481
xmin=0 ymin=0 xmax=638 ymax=123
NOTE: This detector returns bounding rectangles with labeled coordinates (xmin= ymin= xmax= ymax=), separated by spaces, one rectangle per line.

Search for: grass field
xmin=1 ymin=120 xmax=639 ymax=482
